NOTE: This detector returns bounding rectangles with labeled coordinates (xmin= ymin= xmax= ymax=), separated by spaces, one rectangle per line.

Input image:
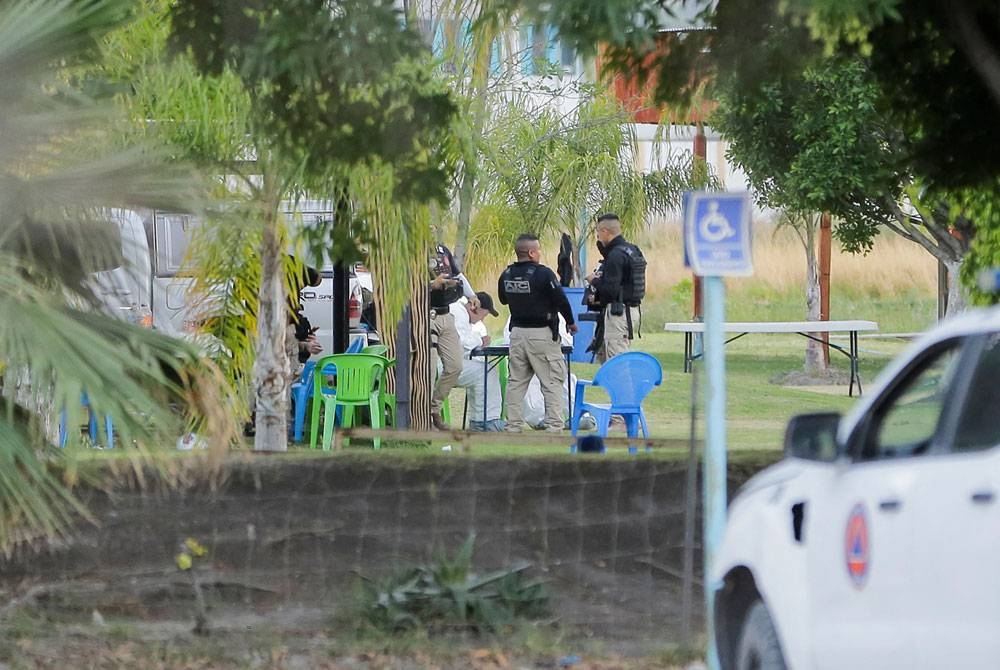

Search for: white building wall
xmin=395 ymin=0 xmax=757 ymax=217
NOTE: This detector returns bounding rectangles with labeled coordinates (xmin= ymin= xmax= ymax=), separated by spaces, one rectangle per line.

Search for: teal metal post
xmin=702 ymin=275 xmax=727 ymax=670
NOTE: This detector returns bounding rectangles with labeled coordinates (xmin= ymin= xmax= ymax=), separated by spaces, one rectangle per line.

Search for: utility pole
xmin=692 ymin=123 xmax=707 ymax=321
xmin=819 ymin=212 xmax=832 ymax=364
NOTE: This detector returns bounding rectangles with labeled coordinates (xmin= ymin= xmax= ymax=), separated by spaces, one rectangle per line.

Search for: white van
xmin=90 ymin=208 xmax=154 ymax=326
xmin=95 ymin=207 xmax=375 ymax=353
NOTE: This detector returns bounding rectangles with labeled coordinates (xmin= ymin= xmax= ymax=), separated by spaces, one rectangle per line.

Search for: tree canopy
xmin=714 ymin=56 xmax=897 ymax=253
xmin=169 ymin=0 xmax=456 ymax=203
xmin=495 ymin=0 xmax=1000 ymax=191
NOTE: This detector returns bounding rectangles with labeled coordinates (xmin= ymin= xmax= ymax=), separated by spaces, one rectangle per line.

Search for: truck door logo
xmin=844 ymin=503 xmax=870 ymax=589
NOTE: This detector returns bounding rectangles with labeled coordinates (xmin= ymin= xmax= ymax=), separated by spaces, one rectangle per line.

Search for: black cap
xmin=596 ymin=212 xmax=619 ymax=223
xmin=476 ymin=291 xmax=499 ymax=317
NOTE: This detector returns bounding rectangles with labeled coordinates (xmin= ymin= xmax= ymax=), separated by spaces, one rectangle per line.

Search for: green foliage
xmin=778 ymin=0 xmax=1000 ymax=189
xmin=501 ymin=0 xmax=1000 ymax=193
xmin=860 ymin=1 xmax=1000 ymax=189
xmin=102 ymin=0 xmax=463 ymax=446
xmin=359 ymin=536 xmax=550 ymax=634
xmin=169 ymin=0 xmax=458 ymax=203
xmin=957 ymin=183 xmax=1000 ymax=305
xmin=708 ymin=8 xmax=978 ymax=288
xmin=781 ymin=0 xmax=902 ymax=55
xmin=183 ymin=206 xmax=263 ymax=398
xmin=468 ymin=89 xmax=711 ymax=281
xmin=713 ymin=48 xmax=897 ymax=253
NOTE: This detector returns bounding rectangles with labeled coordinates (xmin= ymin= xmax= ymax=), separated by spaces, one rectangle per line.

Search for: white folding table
xmin=663 ymin=320 xmax=879 ymax=396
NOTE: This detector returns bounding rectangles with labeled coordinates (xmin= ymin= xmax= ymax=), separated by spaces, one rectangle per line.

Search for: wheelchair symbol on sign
xmin=699 ymin=202 xmax=736 ymax=243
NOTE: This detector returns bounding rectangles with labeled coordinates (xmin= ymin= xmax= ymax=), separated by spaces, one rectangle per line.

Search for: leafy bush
xmin=359 ymin=536 xmax=549 ymax=634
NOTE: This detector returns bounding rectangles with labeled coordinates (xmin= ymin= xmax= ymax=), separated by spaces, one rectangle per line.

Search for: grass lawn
xmin=565 ymin=331 xmax=908 ymax=450
xmin=425 ymin=329 xmax=911 ymax=456
xmin=458 ymin=225 xmax=938 ymax=455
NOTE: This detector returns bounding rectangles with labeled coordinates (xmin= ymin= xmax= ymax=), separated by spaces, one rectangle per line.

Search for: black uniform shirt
xmin=592 ymin=235 xmax=631 ymax=305
xmin=429 ymin=243 xmax=464 ymax=309
xmin=498 ymin=260 xmax=575 ymax=329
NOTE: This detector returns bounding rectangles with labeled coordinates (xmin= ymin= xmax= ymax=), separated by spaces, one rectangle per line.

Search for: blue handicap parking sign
xmin=683 ymin=192 xmax=753 ymax=277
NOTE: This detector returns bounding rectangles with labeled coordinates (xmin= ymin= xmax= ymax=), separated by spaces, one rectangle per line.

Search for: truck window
xmin=862 ymin=342 xmax=962 ymax=460
xmin=153 ymin=213 xmax=198 ymax=277
xmin=953 ymin=334 xmax=1000 ymax=453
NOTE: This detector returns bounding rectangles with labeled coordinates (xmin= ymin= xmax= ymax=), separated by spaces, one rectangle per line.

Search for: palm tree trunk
xmin=453 ymin=167 xmax=475 ymax=270
xmin=254 ymin=181 xmax=290 ymax=452
xmin=409 ymin=272 xmax=431 ymax=431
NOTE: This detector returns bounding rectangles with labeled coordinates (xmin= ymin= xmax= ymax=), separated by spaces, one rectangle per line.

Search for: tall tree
xmin=469 ymin=90 xmax=708 ymax=284
xmin=110 ymin=0 xmax=457 ymax=450
xmin=782 ymin=0 xmax=1000 ymax=189
xmin=714 ymin=54 xmax=974 ymax=314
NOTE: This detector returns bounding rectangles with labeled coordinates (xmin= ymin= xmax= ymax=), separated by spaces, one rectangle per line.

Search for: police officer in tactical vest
xmin=498 ymin=234 xmax=578 ymax=433
xmin=585 ymin=213 xmax=645 ymax=363
xmin=430 ymin=243 xmax=480 ymax=430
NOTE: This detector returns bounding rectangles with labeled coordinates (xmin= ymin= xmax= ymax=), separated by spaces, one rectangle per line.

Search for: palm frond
xmin=0 ymin=418 xmax=92 ymax=553
xmin=0 ymin=0 xmax=236 ymax=550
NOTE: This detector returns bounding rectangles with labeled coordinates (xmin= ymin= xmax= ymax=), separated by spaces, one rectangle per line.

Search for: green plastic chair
xmin=363 ymin=344 xmax=396 ymax=426
xmin=362 ymin=344 xmax=389 ymax=357
xmin=498 ymin=356 xmax=509 ymax=420
xmin=309 ymin=353 xmax=387 ymax=450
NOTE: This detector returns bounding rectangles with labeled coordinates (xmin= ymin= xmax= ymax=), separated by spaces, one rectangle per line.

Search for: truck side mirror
xmin=784 ymin=412 xmax=841 ymax=462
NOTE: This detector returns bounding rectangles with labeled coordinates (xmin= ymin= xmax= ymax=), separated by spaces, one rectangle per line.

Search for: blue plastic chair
xmin=570 ymin=352 xmax=663 ymax=438
xmin=290 ymin=338 xmax=365 ymax=442
xmin=290 ymin=360 xmax=317 ymax=442
xmin=59 ymin=392 xmax=114 ymax=448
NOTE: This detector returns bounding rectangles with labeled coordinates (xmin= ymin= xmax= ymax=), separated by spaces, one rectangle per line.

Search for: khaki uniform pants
xmin=431 ymin=311 xmax=463 ymax=414
xmin=597 ymin=305 xmax=637 ymax=364
xmin=506 ymin=327 xmax=566 ymax=430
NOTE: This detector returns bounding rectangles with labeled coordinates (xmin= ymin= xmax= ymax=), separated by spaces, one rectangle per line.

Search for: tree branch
xmin=921 ymin=208 xmax=965 ymax=258
xmin=882 ymin=195 xmax=948 ymax=262
xmin=906 ymin=194 xmax=966 ymax=259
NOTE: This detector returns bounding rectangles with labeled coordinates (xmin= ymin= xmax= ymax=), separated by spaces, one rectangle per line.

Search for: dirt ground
xmin=0 ymin=455 xmax=769 ymax=669
xmin=2 ymin=628 xmax=705 ymax=670
xmin=1 ymin=624 xmax=705 ymax=670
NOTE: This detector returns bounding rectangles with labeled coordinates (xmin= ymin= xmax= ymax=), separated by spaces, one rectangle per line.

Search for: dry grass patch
xmin=637 ymin=221 xmax=937 ymax=298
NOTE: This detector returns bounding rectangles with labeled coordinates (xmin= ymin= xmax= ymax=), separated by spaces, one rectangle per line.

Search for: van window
xmin=153 ymin=213 xmax=199 ymax=277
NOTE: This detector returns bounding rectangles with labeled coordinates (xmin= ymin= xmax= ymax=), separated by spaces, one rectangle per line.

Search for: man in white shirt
xmin=449 ymin=291 xmax=504 ymax=431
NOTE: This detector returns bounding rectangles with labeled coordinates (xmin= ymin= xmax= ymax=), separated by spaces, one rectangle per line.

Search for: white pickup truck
xmin=712 ymin=306 xmax=1000 ymax=670
xmin=93 ymin=206 xmax=374 ymax=352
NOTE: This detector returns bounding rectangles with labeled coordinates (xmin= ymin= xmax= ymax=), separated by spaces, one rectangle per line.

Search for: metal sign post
xmin=683 ymin=191 xmax=752 ymax=670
